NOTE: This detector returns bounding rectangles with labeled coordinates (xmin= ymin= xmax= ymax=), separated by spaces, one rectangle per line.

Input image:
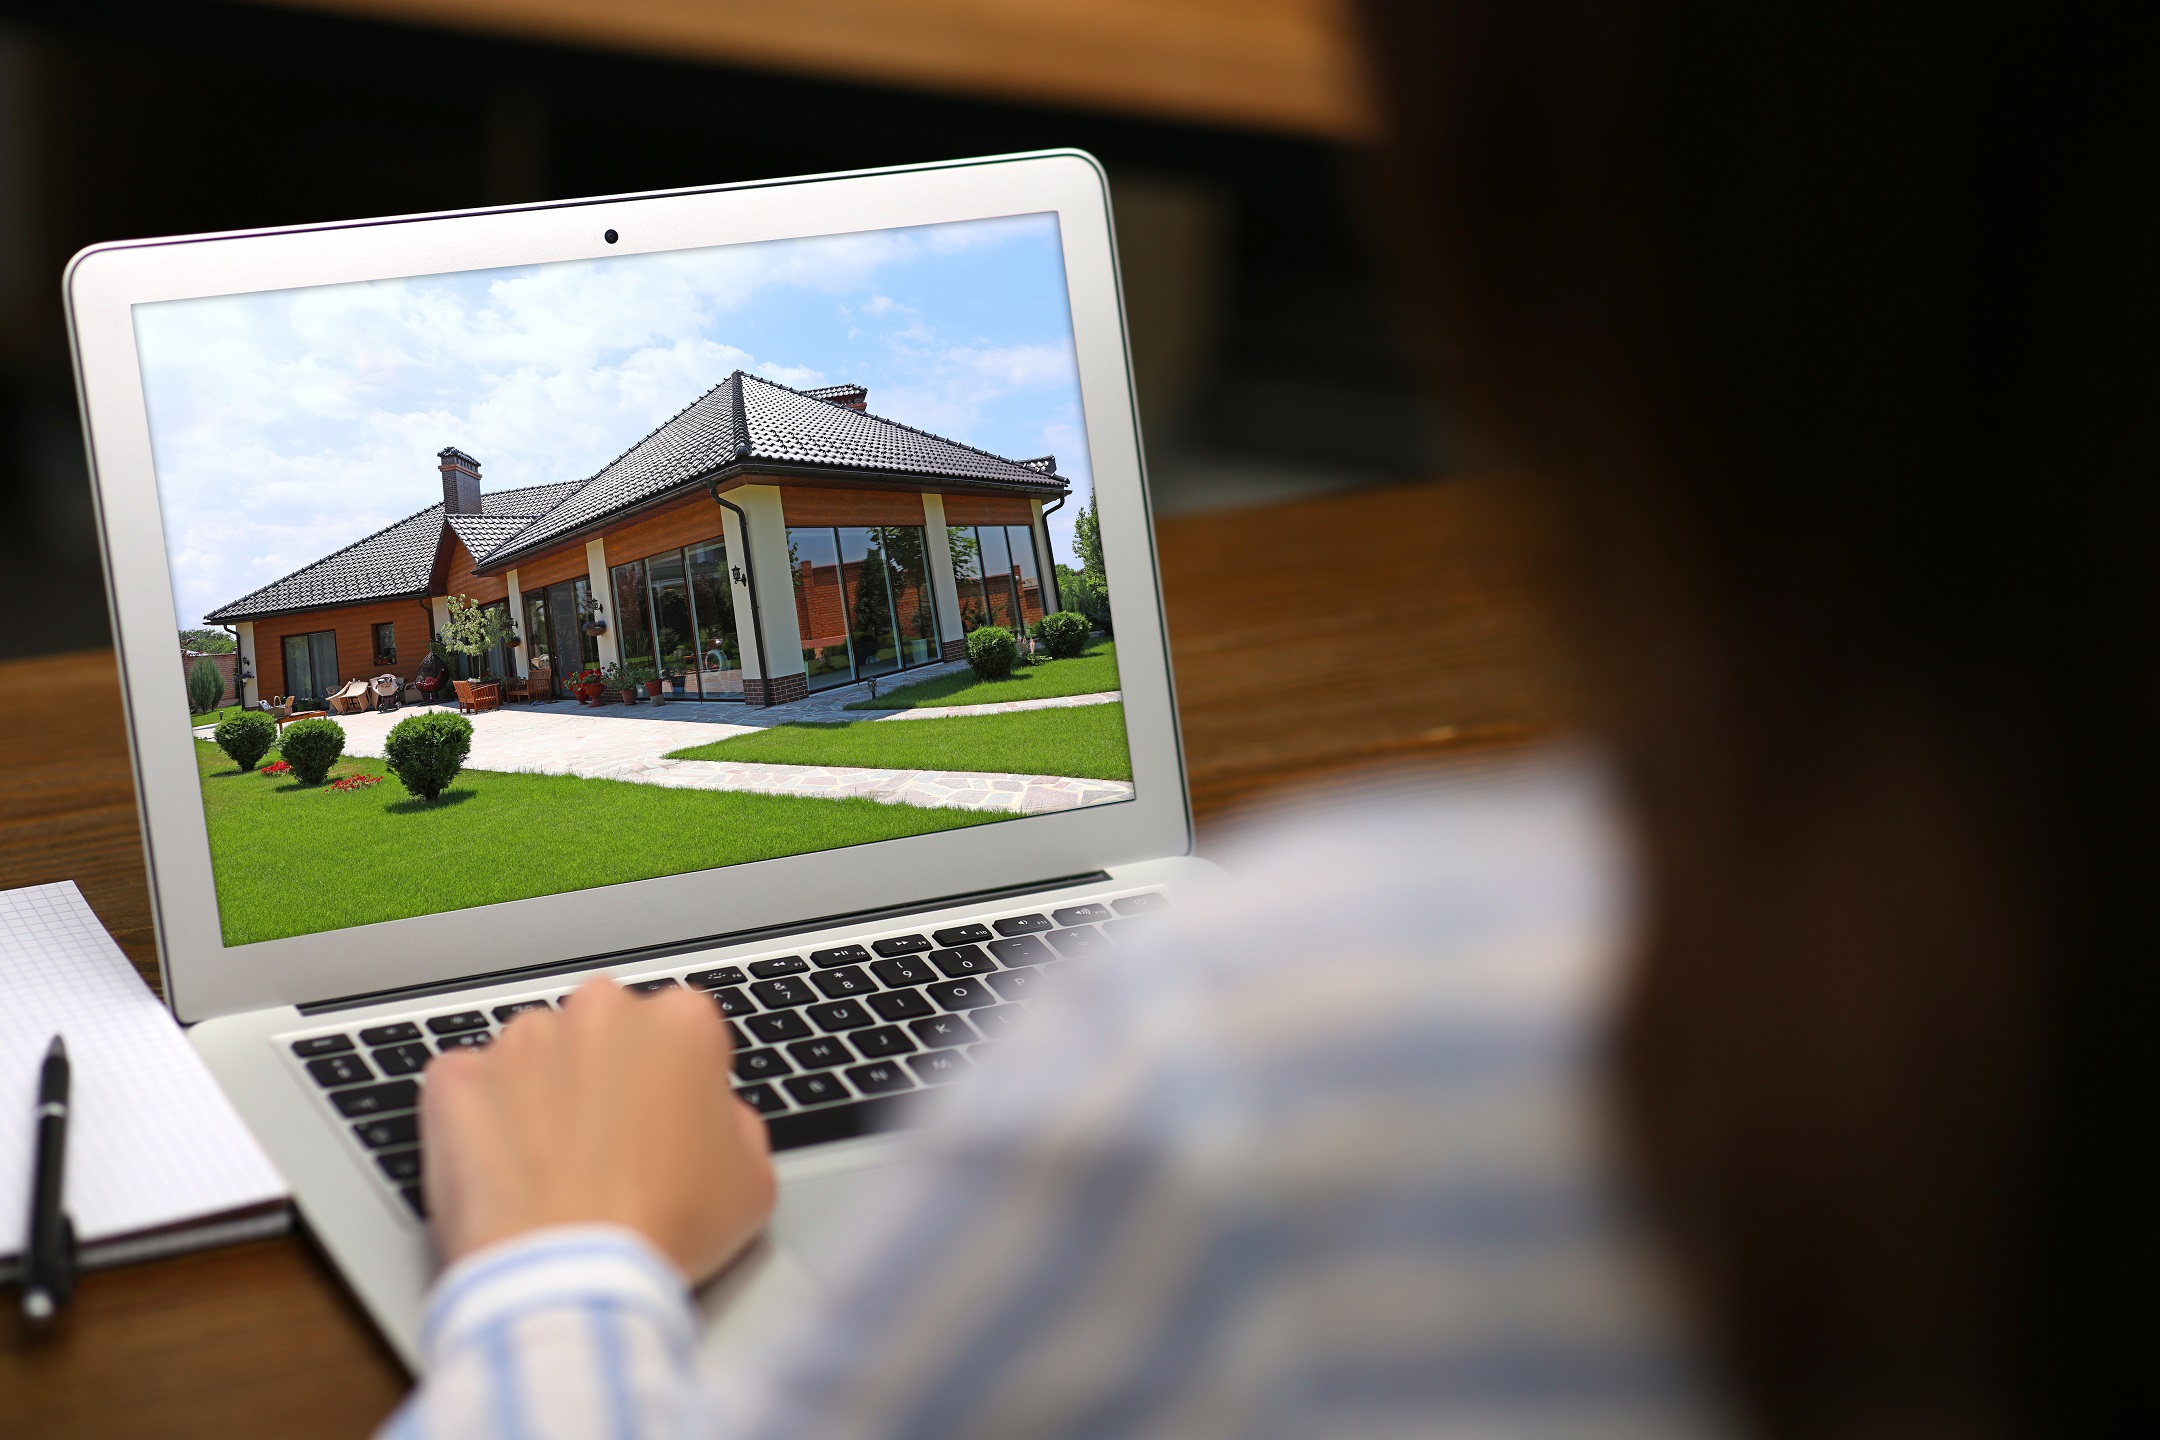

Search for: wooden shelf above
xmin=239 ymin=0 xmax=1379 ymax=140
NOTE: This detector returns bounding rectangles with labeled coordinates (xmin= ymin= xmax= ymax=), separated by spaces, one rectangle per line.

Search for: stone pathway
xmin=192 ymin=671 xmax=1133 ymax=817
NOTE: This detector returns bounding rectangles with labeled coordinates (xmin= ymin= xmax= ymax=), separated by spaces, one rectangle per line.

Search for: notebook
xmin=0 ymin=882 xmax=289 ymax=1278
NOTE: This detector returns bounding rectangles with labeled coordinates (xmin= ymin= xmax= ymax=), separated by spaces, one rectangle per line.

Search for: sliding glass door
xmin=280 ymin=629 xmax=338 ymax=710
xmin=605 ymin=535 xmax=745 ymax=700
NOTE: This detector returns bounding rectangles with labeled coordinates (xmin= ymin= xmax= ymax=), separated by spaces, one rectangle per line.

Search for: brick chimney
xmin=438 ymin=448 xmax=482 ymax=514
xmin=802 ymin=383 xmax=868 ymax=413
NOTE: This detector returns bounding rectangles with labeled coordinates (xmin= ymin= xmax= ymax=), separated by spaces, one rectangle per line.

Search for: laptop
xmin=63 ymin=150 xmax=1209 ymax=1368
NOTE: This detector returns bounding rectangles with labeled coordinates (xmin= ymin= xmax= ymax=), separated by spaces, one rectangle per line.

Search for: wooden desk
xmin=0 ymin=476 xmax=1568 ymax=1438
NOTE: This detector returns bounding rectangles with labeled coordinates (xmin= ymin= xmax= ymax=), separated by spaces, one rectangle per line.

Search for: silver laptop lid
xmin=66 ymin=151 xmax=1188 ymax=1023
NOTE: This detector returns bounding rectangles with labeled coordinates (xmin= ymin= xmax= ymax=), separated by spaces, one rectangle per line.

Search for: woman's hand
xmin=422 ymin=975 xmax=775 ymax=1281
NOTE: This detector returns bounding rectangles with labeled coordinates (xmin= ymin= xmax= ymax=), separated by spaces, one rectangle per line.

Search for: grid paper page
xmin=0 ymin=882 xmax=287 ymax=1256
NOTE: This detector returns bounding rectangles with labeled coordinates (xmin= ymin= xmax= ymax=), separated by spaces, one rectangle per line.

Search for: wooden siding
xmin=263 ymin=598 xmax=428 ymax=696
xmin=941 ymin=494 xmax=1036 ymax=525
xmin=508 ymin=541 xmax=593 ymax=590
xmin=594 ymin=489 xmax=729 ymax=568
xmin=442 ymin=535 xmax=510 ymax=605
xmin=778 ymin=485 xmax=933 ymax=527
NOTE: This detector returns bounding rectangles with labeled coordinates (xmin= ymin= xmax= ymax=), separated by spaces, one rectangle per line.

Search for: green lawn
xmin=845 ymin=641 xmax=1120 ymax=710
xmin=667 ymin=703 xmax=1132 ymax=781
xmin=195 ymin=740 xmax=1003 ymax=946
xmin=191 ymin=705 xmax=253 ymax=728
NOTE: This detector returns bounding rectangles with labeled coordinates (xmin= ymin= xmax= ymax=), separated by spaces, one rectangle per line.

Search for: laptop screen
xmin=132 ymin=212 xmax=1132 ymax=948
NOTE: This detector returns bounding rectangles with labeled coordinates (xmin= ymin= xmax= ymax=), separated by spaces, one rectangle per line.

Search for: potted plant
xmin=626 ymin=659 xmax=663 ymax=699
xmin=568 ymin=666 xmax=607 ymax=705
xmin=579 ymin=594 xmax=609 ymax=636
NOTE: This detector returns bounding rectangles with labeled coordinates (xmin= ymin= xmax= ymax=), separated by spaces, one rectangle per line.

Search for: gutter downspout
xmin=710 ymin=483 xmax=770 ymax=705
xmin=1040 ymin=493 xmax=1067 ymax=613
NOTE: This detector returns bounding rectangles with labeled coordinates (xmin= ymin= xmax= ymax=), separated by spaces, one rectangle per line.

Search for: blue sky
xmin=133 ymin=212 xmax=1093 ymax=630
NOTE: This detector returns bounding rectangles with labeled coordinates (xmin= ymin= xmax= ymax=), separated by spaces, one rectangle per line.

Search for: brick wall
xmin=179 ymin=649 xmax=237 ymax=704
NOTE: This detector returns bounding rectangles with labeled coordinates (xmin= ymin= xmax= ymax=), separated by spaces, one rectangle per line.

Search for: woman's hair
xmin=1356 ymin=3 xmax=2156 ymax=1434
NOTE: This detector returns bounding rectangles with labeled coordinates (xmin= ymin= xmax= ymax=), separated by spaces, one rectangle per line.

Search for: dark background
xmin=0 ymin=0 xmax=1442 ymax=658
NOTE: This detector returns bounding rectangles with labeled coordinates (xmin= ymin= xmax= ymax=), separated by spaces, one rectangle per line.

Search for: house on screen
xmin=205 ymin=373 xmax=1069 ymax=708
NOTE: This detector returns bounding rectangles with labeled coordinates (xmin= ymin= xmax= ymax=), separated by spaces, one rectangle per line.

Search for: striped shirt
xmin=379 ymin=759 xmax=1732 ymax=1440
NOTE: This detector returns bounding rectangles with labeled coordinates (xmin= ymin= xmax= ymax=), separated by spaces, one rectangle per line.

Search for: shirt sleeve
xmin=376 ymin=1223 xmax=713 ymax=1440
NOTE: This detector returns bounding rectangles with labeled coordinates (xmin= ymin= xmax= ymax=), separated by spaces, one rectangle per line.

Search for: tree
xmin=1072 ymin=495 xmax=1104 ymax=582
xmin=186 ymin=656 xmax=225 ymax=714
xmin=440 ymin=594 xmax=514 ymax=674
xmin=180 ymin=627 xmax=235 ymax=653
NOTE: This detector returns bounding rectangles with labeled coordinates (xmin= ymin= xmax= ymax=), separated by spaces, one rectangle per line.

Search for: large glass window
xmin=611 ymin=559 xmax=654 ymax=670
xmin=789 ymin=524 xmax=942 ymax=691
xmin=281 ymin=629 xmax=337 ymax=709
xmin=687 ymin=540 xmax=740 ymax=698
xmin=522 ymin=590 xmax=553 ymax=680
xmin=790 ymin=527 xmax=852 ymax=690
xmin=1007 ymin=525 xmax=1044 ymax=628
xmin=884 ymin=526 xmax=940 ymax=667
xmin=950 ymin=525 xmax=986 ymax=632
xmin=977 ymin=525 xmax=1017 ymax=629
xmin=840 ymin=527 xmax=900 ymax=681
xmin=647 ymin=550 xmax=697 ymax=695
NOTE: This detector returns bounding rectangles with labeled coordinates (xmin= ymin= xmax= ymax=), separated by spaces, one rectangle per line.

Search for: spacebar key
xmin=331 ymin=1080 xmax=420 ymax=1117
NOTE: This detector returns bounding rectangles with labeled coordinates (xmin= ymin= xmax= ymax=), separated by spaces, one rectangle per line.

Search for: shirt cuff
xmin=420 ymin=1224 xmax=696 ymax=1372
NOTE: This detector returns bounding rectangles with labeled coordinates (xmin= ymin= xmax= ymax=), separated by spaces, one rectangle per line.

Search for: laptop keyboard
xmin=278 ymin=892 xmax=1169 ymax=1222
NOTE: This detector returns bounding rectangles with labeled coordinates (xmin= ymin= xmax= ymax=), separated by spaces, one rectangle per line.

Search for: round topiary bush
xmin=212 ymin=710 xmax=277 ymax=772
xmin=384 ymin=711 xmax=473 ymax=802
xmin=1034 ymin=610 xmax=1090 ymax=659
xmin=278 ymin=716 xmax=346 ymax=785
xmin=966 ymin=624 xmax=1018 ymax=680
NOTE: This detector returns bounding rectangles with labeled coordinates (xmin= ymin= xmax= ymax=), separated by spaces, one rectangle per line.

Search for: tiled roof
xmin=205 ymin=481 xmax=578 ymax=623
xmin=445 ymin=513 xmax=533 ymax=561
xmin=483 ymin=373 xmax=1068 ymax=567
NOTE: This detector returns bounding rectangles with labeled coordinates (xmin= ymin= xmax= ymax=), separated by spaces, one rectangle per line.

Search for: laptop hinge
xmin=297 ymin=870 xmax=1113 ymax=1016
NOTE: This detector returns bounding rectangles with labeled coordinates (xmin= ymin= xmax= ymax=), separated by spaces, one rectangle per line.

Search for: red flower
xmin=262 ymin=761 xmax=291 ymax=775
xmin=330 ymin=773 xmax=385 ymax=792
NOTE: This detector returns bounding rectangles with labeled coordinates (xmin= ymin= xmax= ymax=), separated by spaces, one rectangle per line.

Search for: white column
xmin=429 ymin=596 xmax=451 ymax=641
xmin=584 ymin=538 xmax=621 ymax=667
xmin=235 ymin=621 xmax=258 ymax=707
xmin=730 ymin=485 xmax=806 ymax=698
xmin=920 ymin=493 xmax=965 ymax=653
xmin=716 ymin=503 xmax=762 ymax=687
xmin=1030 ymin=500 xmax=1061 ymax=614
xmin=505 ymin=568 xmax=528 ymax=676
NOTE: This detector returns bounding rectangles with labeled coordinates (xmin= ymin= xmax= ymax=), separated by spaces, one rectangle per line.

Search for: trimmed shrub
xmin=212 ymin=711 xmax=277 ymax=772
xmin=279 ymin=717 xmax=346 ymax=785
xmin=965 ymin=625 xmax=1018 ymax=681
xmin=1034 ymin=610 xmax=1090 ymax=659
xmin=384 ymin=711 xmax=473 ymax=802
xmin=186 ymin=657 xmax=225 ymax=714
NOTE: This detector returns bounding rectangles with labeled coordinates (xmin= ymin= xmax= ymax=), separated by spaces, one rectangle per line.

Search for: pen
xmin=22 ymin=1034 xmax=75 ymax=1325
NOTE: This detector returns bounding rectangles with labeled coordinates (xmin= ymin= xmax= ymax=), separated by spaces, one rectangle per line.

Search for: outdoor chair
xmin=506 ymin=665 xmax=550 ymax=704
xmin=452 ymin=679 xmax=501 ymax=714
xmin=327 ymin=678 xmax=372 ymax=714
xmin=370 ymin=674 xmax=402 ymax=713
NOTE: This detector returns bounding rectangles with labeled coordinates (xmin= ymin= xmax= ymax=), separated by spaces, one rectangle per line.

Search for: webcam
xmin=603 ymin=229 xmax=619 ymax=245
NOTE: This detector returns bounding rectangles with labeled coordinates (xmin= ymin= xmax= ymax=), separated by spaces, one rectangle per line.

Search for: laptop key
xmin=1046 ymin=925 xmax=1109 ymax=958
xmin=628 ymin=978 xmax=679 ymax=994
xmin=974 ymin=1004 xmax=1030 ymax=1040
xmin=746 ymin=957 xmax=808 ymax=979
xmin=427 ymin=1011 xmax=489 ymax=1035
xmin=909 ymin=1014 xmax=979 ymax=1049
xmin=750 ymin=977 xmax=814 ymax=1008
xmin=686 ymin=965 xmax=749 ymax=988
xmin=871 ymin=934 xmax=932 ymax=956
xmin=787 ymin=1036 xmax=852 ymax=1070
xmin=930 ymin=945 xmax=996 ymax=978
xmin=1052 ymin=904 xmax=1114 ymax=926
xmin=744 ymin=1011 xmax=813 ymax=1044
xmin=931 ymin=923 xmax=994 ymax=947
xmin=305 ymin=1054 xmax=374 ymax=1087
xmin=926 ymin=978 xmax=996 ymax=1011
xmin=734 ymin=1083 xmax=788 ymax=1115
xmin=807 ymin=1000 xmax=873 ymax=1032
xmin=1113 ymin=893 xmax=1167 ymax=915
xmin=291 ymin=1034 xmax=354 ymax=1057
xmin=782 ymin=1073 xmax=848 ymax=1107
xmin=852 ymin=1025 xmax=915 ymax=1058
xmin=400 ymin=1185 xmax=428 ymax=1218
xmin=908 ymin=1050 xmax=970 ymax=1085
xmin=984 ymin=968 xmax=1041 ymax=1002
xmin=377 ymin=1149 xmax=423 ymax=1182
xmin=358 ymin=1022 xmax=422 ymax=1046
xmin=733 ymin=1048 xmax=791 ymax=1082
xmin=726 ymin=1021 xmax=748 ymax=1048
xmin=438 ymin=1031 xmax=492 ymax=1052
xmin=709 ymin=987 xmax=755 ymax=1017
xmin=809 ymin=944 xmax=871 ymax=968
xmin=870 ymin=956 xmax=935 ymax=987
xmin=987 ymin=935 xmax=1053 ymax=967
xmin=373 ymin=1042 xmax=432 ymax=1076
xmin=865 ymin=988 xmax=934 ymax=1022
xmin=847 ymin=1062 xmax=914 ymax=1096
xmin=811 ymin=965 xmax=876 ymax=999
xmin=493 ymin=1000 xmax=552 ymax=1022
xmin=333 ymin=1081 xmax=418 ymax=1117
xmin=993 ymin=913 xmax=1053 ymax=935
xmin=353 ymin=1113 xmax=419 ymax=1149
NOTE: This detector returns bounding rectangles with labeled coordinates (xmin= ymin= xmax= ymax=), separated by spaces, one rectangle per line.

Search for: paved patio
xmin=196 ymin=665 xmax=1130 ymax=816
